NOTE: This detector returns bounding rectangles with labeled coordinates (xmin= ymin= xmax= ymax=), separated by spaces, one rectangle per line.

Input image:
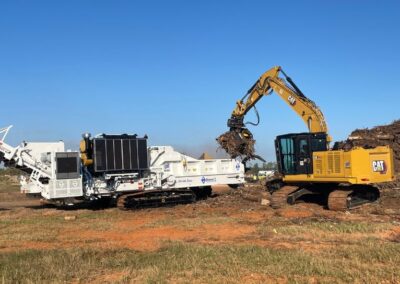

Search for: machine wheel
xmin=270 ymin=185 xmax=299 ymax=209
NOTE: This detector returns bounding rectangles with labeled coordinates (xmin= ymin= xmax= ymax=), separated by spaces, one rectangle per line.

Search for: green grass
xmin=0 ymin=168 xmax=23 ymax=177
xmin=0 ymin=168 xmax=25 ymax=191
xmin=144 ymin=216 xmax=238 ymax=229
xmin=310 ymin=220 xmax=391 ymax=233
xmin=0 ymin=208 xmax=123 ymax=244
xmin=0 ymin=182 xmax=19 ymax=193
xmin=277 ymin=220 xmax=392 ymax=235
xmin=257 ymin=217 xmax=393 ymax=239
xmin=0 ymin=242 xmax=399 ymax=283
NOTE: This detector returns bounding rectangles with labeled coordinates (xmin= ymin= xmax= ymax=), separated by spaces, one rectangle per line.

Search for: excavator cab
xmin=275 ymin=132 xmax=327 ymax=176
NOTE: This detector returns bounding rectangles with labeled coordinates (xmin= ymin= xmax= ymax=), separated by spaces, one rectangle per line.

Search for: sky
xmin=1 ymin=0 xmax=399 ymax=162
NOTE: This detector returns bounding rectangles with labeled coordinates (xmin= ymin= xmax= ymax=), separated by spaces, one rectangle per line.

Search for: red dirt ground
xmin=1 ymin=183 xmax=400 ymax=253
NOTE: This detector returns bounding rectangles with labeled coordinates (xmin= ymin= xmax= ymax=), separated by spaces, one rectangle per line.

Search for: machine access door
xmin=276 ymin=137 xmax=296 ymax=175
xmin=295 ymin=135 xmax=312 ymax=174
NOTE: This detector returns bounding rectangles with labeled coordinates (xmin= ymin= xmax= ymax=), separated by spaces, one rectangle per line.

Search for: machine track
xmin=327 ymin=189 xmax=352 ymax=211
xmin=116 ymin=189 xmax=196 ymax=210
xmin=327 ymin=187 xmax=379 ymax=211
xmin=270 ymin=185 xmax=299 ymax=209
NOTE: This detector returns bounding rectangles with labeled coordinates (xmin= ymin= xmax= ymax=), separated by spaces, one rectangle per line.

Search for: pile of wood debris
xmin=338 ymin=120 xmax=400 ymax=188
xmin=216 ymin=130 xmax=255 ymax=160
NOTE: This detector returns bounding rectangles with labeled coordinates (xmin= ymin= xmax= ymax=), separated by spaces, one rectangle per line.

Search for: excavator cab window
xmin=299 ymin=139 xmax=309 ymax=155
xmin=275 ymin=132 xmax=327 ymax=175
xmin=311 ymin=138 xmax=327 ymax=152
xmin=278 ymin=137 xmax=296 ymax=174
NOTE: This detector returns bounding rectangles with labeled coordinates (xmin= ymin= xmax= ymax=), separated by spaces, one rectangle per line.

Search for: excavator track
xmin=116 ymin=189 xmax=196 ymax=210
xmin=327 ymin=189 xmax=352 ymax=211
xmin=328 ymin=187 xmax=379 ymax=211
xmin=270 ymin=185 xmax=299 ymax=209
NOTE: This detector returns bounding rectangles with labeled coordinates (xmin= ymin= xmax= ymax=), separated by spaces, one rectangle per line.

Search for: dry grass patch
xmin=144 ymin=216 xmax=239 ymax=229
xmin=0 ymin=242 xmax=399 ymax=283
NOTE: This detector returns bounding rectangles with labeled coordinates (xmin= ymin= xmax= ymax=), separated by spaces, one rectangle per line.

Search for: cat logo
xmin=288 ymin=95 xmax=296 ymax=105
xmin=372 ymin=160 xmax=386 ymax=174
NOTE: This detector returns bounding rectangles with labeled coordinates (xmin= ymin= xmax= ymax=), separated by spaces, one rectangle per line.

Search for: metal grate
xmin=315 ymin=158 xmax=323 ymax=174
xmin=93 ymin=136 xmax=148 ymax=173
xmin=327 ymin=152 xmax=341 ymax=174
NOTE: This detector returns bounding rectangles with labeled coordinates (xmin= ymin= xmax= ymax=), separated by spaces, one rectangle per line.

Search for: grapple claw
xmin=216 ymin=128 xmax=256 ymax=160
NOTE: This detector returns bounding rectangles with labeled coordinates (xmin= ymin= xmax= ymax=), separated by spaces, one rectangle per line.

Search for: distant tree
xmin=246 ymin=161 xmax=277 ymax=174
xmin=250 ymin=163 xmax=259 ymax=174
xmin=265 ymin=162 xmax=277 ymax=170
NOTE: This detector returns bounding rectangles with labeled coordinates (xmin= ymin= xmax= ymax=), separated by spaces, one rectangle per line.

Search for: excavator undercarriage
xmin=269 ymin=184 xmax=380 ymax=211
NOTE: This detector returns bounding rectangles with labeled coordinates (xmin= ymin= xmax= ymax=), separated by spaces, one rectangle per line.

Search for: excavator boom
xmin=217 ymin=66 xmax=330 ymax=161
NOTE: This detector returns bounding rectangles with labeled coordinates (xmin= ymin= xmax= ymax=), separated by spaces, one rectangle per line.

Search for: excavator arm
xmin=218 ymin=66 xmax=331 ymax=160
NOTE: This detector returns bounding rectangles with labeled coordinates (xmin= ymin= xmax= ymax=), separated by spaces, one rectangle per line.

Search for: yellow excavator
xmin=218 ymin=66 xmax=395 ymax=210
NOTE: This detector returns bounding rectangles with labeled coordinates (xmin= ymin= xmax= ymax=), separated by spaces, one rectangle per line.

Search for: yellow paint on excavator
xmin=283 ymin=146 xmax=394 ymax=185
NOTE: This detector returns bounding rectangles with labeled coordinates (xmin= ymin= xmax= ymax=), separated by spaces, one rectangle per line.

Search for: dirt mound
xmin=337 ymin=120 xmax=400 ymax=188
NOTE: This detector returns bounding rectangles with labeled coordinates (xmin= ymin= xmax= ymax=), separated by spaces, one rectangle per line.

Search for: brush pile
xmin=338 ymin=120 xmax=400 ymax=188
xmin=345 ymin=120 xmax=400 ymax=171
xmin=217 ymin=131 xmax=255 ymax=160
